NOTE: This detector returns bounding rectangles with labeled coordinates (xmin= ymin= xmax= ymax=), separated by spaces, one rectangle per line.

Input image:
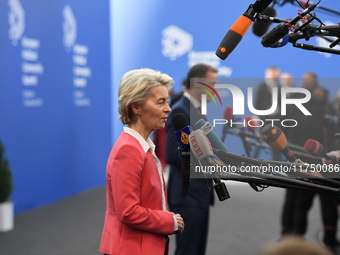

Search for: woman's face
xmin=138 ymin=85 xmax=171 ymax=133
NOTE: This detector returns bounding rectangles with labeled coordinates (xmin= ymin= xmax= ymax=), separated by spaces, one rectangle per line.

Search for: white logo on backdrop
xmin=62 ymin=5 xmax=91 ymax=107
xmin=62 ymin=5 xmax=77 ymax=51
xmin=315 ymin=21 xmax=340 ymax=58
xmin=161 ymin=25 xmax=193 ymax=60
xmin=8 ymin=0 xmax=44 ymax=107
xmin=8 ymin=0 xmax=25 ymax=46
xmin=161 ymin=25 xmax=232 ymax=77
xmin=21 ymin=36 xmax=44 ymax=107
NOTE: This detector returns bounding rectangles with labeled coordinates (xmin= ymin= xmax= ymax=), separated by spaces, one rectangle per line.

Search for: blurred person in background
xmin=255 ymin=66 xmax=282 ymax=160
xmin=281 ymin=72 xmax=338 ymax=252
xmin=165 ymin=63 xmax=218 ymax=255
xmin=280 ymin=72 xmax=294 ymax=88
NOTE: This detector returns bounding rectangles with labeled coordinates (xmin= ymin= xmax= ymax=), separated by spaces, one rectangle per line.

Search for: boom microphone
xmin=172 ymin=113 xmax=192 ymax=198
xmin=216 ymin=0 xmax=273 ymax=60
xmin=304 ymin=139 xmax=337 ymax=163
xmin=270 ymin=34 xmax=289 ymax=48
xmin=261 ymin=124 xmax=298 ymax=162
xmin=261 ymin=3 xmax=318 ymax=47
xmin=252 ymin=6 xmax=277 ymax=37
xmin=252 ymin=0 xmax=274 ymax=12
xmin=224 ymin=106 xmax=233 ymax=122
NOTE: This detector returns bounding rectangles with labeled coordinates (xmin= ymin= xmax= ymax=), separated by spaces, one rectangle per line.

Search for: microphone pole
xmin=215 ymin=165 xmax=340 ymax=196
xmin=261 ymin=3 xmax=318 ymax=47
xmin=261 ymin=124 xmax=340 ymax=188
xmin=241 ymin=171 xmax=340 ymax=196
xmin=218 ymin=171 xmax=318 ymax=192
xmin=292 ymin=42 xmax=340 ymax=55
xmin=296 ymin=1 xmax=340 ymax=17
xmin=189 ymin=129 xmax=231 ymax=201
xmin=172 ymin=113 xmax=192 ymax=198
xmin=254 ymin=14 xmax=286 ymax=24
xmin=216 ymin=0 xmax=273 ymax=59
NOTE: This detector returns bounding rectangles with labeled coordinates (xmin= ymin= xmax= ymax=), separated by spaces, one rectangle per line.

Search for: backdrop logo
xmin=8 ymin=0 xmax=25 ymax=46
xmin=62 ymin=5 xmax=77 ymax=51
xmin=161 ymin=25 xmax=193 ymax=60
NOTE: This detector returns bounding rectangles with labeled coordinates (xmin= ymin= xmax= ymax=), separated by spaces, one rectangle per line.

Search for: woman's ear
xmin=131 ymin=103 xmax=140 ymax=116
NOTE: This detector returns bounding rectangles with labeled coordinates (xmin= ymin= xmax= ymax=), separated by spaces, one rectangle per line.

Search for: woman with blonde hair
xmin=99 ymin=68 xmax=184 ymax=255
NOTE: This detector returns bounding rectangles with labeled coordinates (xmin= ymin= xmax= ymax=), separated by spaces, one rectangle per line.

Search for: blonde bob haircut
xmin=118 ymin=68 xmax=173 ymax=125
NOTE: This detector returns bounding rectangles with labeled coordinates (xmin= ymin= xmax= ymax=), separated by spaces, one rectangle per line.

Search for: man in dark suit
xmin=281 ymin=73 xmax=338 ymax=252
xmin=254 ymin=66 xmax=281 ymax=122
xmin=254 ymin=66 xmax=282 ymax=161
xmin=165 ymin=63 xmax=218 ymax=255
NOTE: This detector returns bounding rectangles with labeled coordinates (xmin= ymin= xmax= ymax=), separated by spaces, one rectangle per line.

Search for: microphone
xmin=189 ymin=129 xmax=214 ymax=165
xmin=261 ymin=124 xmax=298 ymax=162
xmin=266 ymin=32 xmax=312 ymax=48
xmin=189 ymin=129 xmax=230 ymax=201
xmin=195 ymin=118 xmax=251 ymax=168
xmin=213 ymin=148 xmax=340 ymax=190
xmin=245 ymin=116 xmax=256 ymax=132
xmin=261 ymin=23 xmax=290 ymax=48
xmin=172 ymin=113 xmax=192 ymax=198
xmin=216 ymin=0 xmax=273 ymax=60
xmin=221 ymin=106 xmax=233 ymax=142
xmin=252 ymin=6 xmax=277 ymax=37
xmin=270 ymin=34 xmax=289 ymax=48
xmin=304 ymin=139 xmax=337 ymax=164
xmin=195 ymin=119 xmax=230 ymax=152
xmin=261 ymin=3 xmax=318 ymax=47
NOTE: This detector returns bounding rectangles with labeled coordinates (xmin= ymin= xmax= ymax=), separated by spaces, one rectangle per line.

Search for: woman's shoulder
xmin=115 ymin=131 xmax=142 ymax=149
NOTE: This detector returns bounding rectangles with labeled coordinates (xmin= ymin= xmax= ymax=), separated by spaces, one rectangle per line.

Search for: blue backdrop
xmin=112 ymin=0 xmax=340 ymax=160
xmin=1 ymin=0 xmax=339 ymax=214
xmin=1 ymin=0 xmax=111 ymax=214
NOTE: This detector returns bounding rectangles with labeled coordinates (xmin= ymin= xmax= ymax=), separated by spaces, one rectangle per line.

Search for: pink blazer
xmin=99 ymin=131 xmax=174 ymax=255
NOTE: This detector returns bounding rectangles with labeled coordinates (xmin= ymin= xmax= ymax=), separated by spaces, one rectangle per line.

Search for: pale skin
xmin=296 ymin=151 xmax=340 ymax=178
xmin=129 ymin=84 xmax=185 ymax=233
xmin=187 ymin=69 xmax=218 ymax=102
xmin=322 ymin=150 xmax=340 ymax=165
